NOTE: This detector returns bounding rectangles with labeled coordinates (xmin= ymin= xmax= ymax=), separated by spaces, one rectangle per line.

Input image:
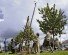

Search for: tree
xmin=14 ymin=16 xmax=37 ymax=54
xmin=15 ymin=31 xmax=24 ymax=44
xmin=23 ymin=16 xmax=36 ymax=41
xmin=23 ymin=16 xmax=37 ymax=54
xmin=37 ymin=3 xmax=67 ymax=50
xmin=15 ymin=16 xmax=36 ymax=44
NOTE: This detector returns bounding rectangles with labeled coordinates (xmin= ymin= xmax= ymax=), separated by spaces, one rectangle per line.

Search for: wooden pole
xmin=30 ymin=2 xmax=37 ymax=27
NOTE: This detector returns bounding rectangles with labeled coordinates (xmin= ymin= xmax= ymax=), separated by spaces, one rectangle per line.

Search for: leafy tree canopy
xmin=37 ymin=3 xmax=67 ymax=36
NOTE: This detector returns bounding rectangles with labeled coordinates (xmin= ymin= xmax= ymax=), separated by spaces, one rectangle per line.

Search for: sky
xmin=0 ymin=0 xmax=68 ymax=45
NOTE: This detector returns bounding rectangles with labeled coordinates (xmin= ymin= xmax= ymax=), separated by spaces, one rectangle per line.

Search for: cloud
xmin=0 ymin=19 xmax=4 ymax=22
xmin=0 ymin=0 xmax=35 ymax=40
xmin=13 ymin=0 xmax=22 ymax=5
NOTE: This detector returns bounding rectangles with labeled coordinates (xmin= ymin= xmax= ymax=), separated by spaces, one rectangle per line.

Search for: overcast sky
xmin=0 ymin=0 xmax=68 ymax=45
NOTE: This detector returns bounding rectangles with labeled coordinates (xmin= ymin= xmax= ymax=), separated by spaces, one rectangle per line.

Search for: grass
xmin=40 ymin=51 xmax=68 ymax=55
xmin=0 ymin=51 xmax=68 ymax=55
xmin=0 ymin=52 xmax=17 ymax=55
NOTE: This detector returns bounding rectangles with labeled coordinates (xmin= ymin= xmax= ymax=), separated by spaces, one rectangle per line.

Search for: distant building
xmin=62 ymin=40 xmax=68 ymax=50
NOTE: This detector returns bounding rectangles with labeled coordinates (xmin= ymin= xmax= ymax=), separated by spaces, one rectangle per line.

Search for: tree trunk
xmin=28 ymin=40 xmax=30 ymax=54
xmin=53 ymin=32 xmax=54 ymax=52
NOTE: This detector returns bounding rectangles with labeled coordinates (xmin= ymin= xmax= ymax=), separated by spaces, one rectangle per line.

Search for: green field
xmin=40 ymin=51 xmax=68 ymax=55
xmin=0 ymin=51 xmax=68 ymax=55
